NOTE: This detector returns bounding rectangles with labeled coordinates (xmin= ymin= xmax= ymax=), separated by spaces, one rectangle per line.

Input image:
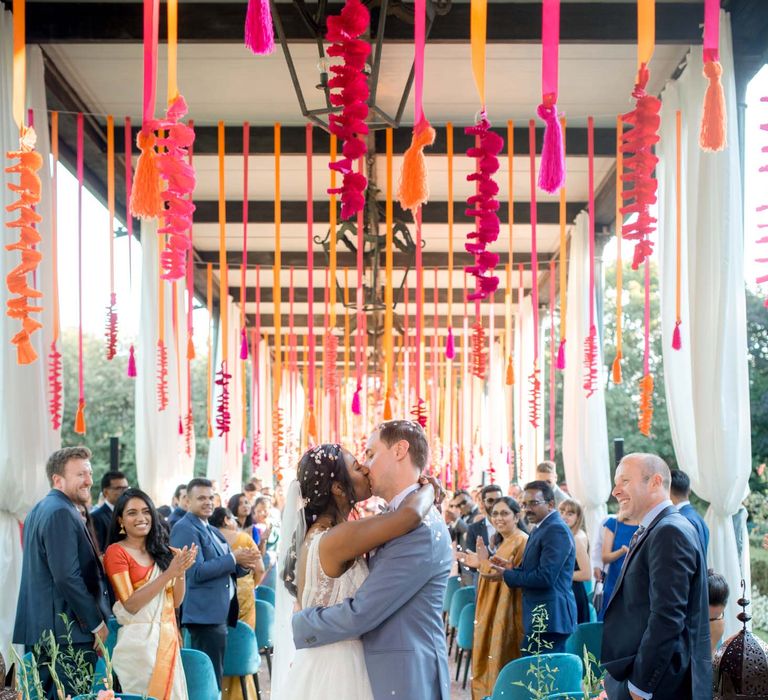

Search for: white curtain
xmin=0 ymin=22 xmax=60 ymax=658
xmin=562 ymin=211 xmax=611 ymax=544
xmin=206 ymin=295 xmax=246 ymax=500
xmin=135 ymin=220 xmax=194 ymax=506
xmin=658 ymin=12 xmax=751 ymax=637
xmin=513 ymin=294 xmax=544 ymax=484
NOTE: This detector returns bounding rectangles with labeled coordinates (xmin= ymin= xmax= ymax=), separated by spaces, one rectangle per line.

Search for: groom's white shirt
xmin=387 ymin=483 xmax=420 ymax=512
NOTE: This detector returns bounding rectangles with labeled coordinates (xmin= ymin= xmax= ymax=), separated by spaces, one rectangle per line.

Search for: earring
xmin=119 ymin=523 xmax=126 ymax=534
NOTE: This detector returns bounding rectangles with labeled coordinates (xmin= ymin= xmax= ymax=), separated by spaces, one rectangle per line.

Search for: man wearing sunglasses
xmin=485 ymin=480 xmax=576 ymax=655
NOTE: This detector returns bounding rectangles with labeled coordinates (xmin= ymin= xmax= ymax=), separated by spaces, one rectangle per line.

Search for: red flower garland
xmin=528 ymin=363 xmax=541 ymax=429
xmin=5 ymin=127 xmax=43 ymax=364
xmin=470 ymin=321 xmax=487 ymax=380
xmin=156 ymin=340 xmax=169 ymax=410
xmin=464 ymin=114 xmax=503 ymax=300
xmin=105 ymin=292 xmax=118 ymax=360
xmin=326 ymin=0 xmax=370 ymax=221
xmin=620 ymin=64 xmax=661 ymax=269
xmin=216 ymin=361 xmax=231 ymax=436
xmin=48 ymin=342 xmax=63 ymax=430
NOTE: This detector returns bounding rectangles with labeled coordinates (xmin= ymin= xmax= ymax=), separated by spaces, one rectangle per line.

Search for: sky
xmin=56 ymin=65 xmax=768 ymax=335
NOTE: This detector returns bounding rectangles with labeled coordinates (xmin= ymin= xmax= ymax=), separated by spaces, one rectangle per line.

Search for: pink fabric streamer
xmin=537 ymin=0 xmax=565 ymax=193
xmin=549 ymin=260 xmax=556 ymax=459
xmin=306 ymin=125 xmax=316 ymax=408
xmin=541 ymin=0 xmax=559 ymax=100
xmin=142 ymin=0 xmax=159 ymax=127
xmin=326 ymin=0 xmax=370 ymax=220
xmin=154 ymin=95 xmax=196 ymax=281
xmin=464 ymin=113 xmax=503 ymax=300
xmin=446 ymin=327 xmax=455 ymax=359
xmin=414 ymin=0 xmax=426 ymax=126
xmin=703 ymin=0 xmax=720 ymax=63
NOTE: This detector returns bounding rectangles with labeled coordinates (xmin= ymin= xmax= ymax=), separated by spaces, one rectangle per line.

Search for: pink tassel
xmin=537 ymin=102 xmax=565 ymax=193
xmin=445 ymin=327 xmax=455 ymax=359
xmin=244 ymin=0 xmax=275 ymax=55
xmin=240 ymin=327 xmax=249 ymax=360
xmin=672 ymin=321 xmax=682 ymax=350
xmin=178 ymin=417 xmax=183 ymax=435
xmin=556 ymin=338 xmax=566 ymax=370
xmin=351 ymin=383 xmax=362 ymax=415
xmin=127 ymin=344 xmax=137 ymax=377
xmin=240 ymin=438 xmax=247 ymax=454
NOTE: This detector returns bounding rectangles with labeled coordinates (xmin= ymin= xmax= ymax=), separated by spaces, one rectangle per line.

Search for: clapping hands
xmin=234 ymin=546 xmax=263 ymax=572
xmin=168 ymin=544 xmax=198 ymax=578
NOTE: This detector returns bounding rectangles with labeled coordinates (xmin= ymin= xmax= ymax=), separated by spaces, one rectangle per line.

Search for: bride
xmin=271 ymin=443 xmax=439 ymax=699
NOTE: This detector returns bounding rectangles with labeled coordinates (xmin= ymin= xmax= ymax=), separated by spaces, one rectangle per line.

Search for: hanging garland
xmin=556 ymin=117 xmax=567 ymax=369
xmin=527 ymin=121 xmax=541 ymax=428
xmin=326 ymin=0 xmax=370 ymax=221
xmin=5 ymin=0 xmax=43 ymax=365
xmin=216 ymin=121 xmax=230 ymax=436
xmin=470 ymin=301 xmax=487 ymax=380
xmin=536 ymin=0 xmax=565 ymax=193
xmin=583 ymin=117 xmax=598 ymax=398
xmin=384 ymin=129 xmax=395 ymax=418
xmin=699 ymin=0 xmax=726 ymax=152
xmin=48 ymin=112 xmax=63 ymax=430
xmin=105 ymin=115 xmax=118 ymax=360
xmin=125 ymin=117 xmax=138 ymax=378
xmin=620 ymin=0 xmax=661 ymax=270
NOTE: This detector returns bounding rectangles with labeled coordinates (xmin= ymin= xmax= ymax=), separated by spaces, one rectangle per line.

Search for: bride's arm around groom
xmin=293 ymin=420 xmax=453 ymax=700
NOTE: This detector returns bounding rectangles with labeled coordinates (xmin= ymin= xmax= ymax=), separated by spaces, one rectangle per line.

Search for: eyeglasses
xmin=109 ymin=485 xmax=128 ymax=492
xmin=483 ymin=497 xmax=500 ymax=504
xmin=709 ymin=612 xmax=724 ymax=622
xmin=522 ymin=499 xmax=546 ymax=508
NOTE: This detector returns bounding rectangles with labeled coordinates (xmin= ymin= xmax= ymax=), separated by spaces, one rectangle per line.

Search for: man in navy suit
xmin=602 ymin=454 xmax=711 ymax=700
xmin=490 ymin=480 xmax=576 ymax=654
xmin=90 ymin=470 xmax=129 ymax=552
xmin=13 ymin=447 xmax=111 ymax=698
xmin=670 ymin=469 xmax=710 ymax=558
xmin=169 ymin=478 xmax=261 ymax=688
xmin=167 ymin=482 xmax=188 ymax=528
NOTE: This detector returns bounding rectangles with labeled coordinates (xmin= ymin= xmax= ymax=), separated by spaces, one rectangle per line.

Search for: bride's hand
xmin=417 ymin=475 xmax=445 ymax=507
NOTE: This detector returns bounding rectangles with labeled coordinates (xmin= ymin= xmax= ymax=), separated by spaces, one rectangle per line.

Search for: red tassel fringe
xmin=583 ymin=324 xmax=598 ymax=398
xmin=470 ymin=322 xmax=487 ymax=380
xmin=528 ymin=364 xmax=541 ymax=429
xmin=216 ymin=362 xmax=231 ymax=435
xmin=127 ymin=344 xmax=137 ymax=377
xmin=411 ymin=397 xmax=427 ymax=429
xmin=48 ymin=341 xmax=63 ymax=430
xmin=156 ymin=340 xmax=169 ymax=411
xmin=105 ymin=292 xmax=118 ymax=360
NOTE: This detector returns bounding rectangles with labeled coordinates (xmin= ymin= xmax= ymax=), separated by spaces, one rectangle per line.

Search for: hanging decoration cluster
xmin=536 ymin=0 xmax=565 ymax=194
xmin=326 ymin=0 xmax=370 ymax=220
xmin=215 ymin=363 xmax=232 ymax=435
xmin=699 ymin=0 xmax=726 ymax=152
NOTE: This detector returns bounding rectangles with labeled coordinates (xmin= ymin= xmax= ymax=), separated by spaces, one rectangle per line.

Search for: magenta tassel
xmin=672 ymin=321 xmax=682 ymax=350
xmin=445 ymin=327 xmax=455 ymax=359
xmin=556 ymin=338 xmax=566 ymax=370
xmin=351 ymin=383 xmax=362 ymax=416
xmin=240 ymin=438 xmax=247 ymax=454
xmin=244 ymin=0 xmax=275 ymax=55
xmin=178 ymin=417 xmax=183 ymax=435
xmin=127 ymin=344 xmax=137 ymax=377
xmin=240 ymin=327 xmax=249 ymax=360
xmin=536 ymin=103 xmax=565 ymax=194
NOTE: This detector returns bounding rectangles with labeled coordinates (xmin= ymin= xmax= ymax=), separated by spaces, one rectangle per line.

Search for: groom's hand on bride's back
xmin=416 ymin=475 xmax=445 ymax=508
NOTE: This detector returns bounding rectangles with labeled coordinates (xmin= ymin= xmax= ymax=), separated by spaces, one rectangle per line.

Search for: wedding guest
xmin=534 ymin=461 xmax=568 ymax=505
xmin=253 ymin=496 xmax=279 ymax=587
xmin=598 ymin=513 xmax=639 ymax=621
xmin=77 ymin=503 xmax=102 ymax=557
xmin=707 ymin=569 xmax=729 ymax=655
xmin=458 ymin=497 xmax=528 ymax=700
xmin=170 ymin=478 xmax=262 ymax=688
xmin=104 ymin=489 xmax=197 ymax=700
xmin=559 ymin=498 xmax=592 ymax=623
xmin=227 ymin=493 xmax=259 ymax=544
xmin=670 ymin=469 xmax=710 ymax=557
xmin=91 ymin=470 xmax=129 ymax=552
xmin=210 ymin=507 xmax=264 ymax=700
xmin=465 ymin=484 xmax=503 ymax=552
xmin=445 ymin=490 xmax=477 ymax=548
xmin=168 ymin=484 xmax=188 ymax=528
xmin=490 ymin=481 xmax=576 ymax=654
xmin=13 ymin=447 xmax=111 ymax=698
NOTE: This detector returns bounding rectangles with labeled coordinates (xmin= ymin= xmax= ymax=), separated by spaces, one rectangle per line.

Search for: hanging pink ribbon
xmin=549 ymin=259 xmax=556 ymax=460
xmin=537 ymin=0 xmax=565 ymax=193
xmin=703 ymin=0 xmax=719 ymax=63
xmin=584 ymin=117 xmax=598 ymax=397
xmin=352 ymin=157 xmax=364 ymax=416
xmin=125 ymin=117 xmax=137 ymax=378
xmin=142 ymin=0 xmax=159 ymax=127
xmin=307 ymin=124 xmax=316 ymax=414
xmin=527 ymin=121 xmax=541 ymax=429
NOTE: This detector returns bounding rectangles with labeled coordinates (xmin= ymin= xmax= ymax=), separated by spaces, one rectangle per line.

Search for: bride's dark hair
xmin=282 ymin=443 xmax=356 ymax=597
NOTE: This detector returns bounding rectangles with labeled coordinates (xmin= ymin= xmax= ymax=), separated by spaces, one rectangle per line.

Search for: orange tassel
xmin=638 ymin=373 xmax=654 ymax=436
xmin=505 ymin=355 xmax=514 ymax=385
xmin=307 ymin=407 xmax=317 ymax=441
xmin=187 ymin=336 xmax=195 ymax=359
xmin=74 ymin=399 xmax=86 ymax=435
xmin=700 ymin=61 xmax=726 ymax=152
xmin=130 ymin=129 xmax=163 ymax=219
xmin=207 ymin=421 xmax=213 ymax=438
xmin=611 ymin=351 xmax=623 ymax=384
xmin=383 ymin=393 xmax=393 ymax=420
xmin=397 ymin=119 xmax=436 ymax=212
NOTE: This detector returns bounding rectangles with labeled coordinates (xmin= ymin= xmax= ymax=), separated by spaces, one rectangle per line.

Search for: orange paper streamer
xmin=637 ymin=0 xmax=655 ymax=74
xmin=470 ymin=0 xmax=487 ymax=108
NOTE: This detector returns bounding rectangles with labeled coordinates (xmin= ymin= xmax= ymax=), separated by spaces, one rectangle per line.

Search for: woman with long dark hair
xmin=226 ymin=493 xmax=258 ymax=539
xmin=103 ymin=488 xmax=197 ymax=700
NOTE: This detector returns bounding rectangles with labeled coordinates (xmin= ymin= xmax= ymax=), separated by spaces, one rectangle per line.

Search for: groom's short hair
xmin=377 ymin=420 xmax=429 ymax=472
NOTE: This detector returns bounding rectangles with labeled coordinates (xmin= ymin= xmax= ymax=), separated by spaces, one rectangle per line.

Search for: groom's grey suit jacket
xmin=292 ymin=505 xmax=452 ymax=700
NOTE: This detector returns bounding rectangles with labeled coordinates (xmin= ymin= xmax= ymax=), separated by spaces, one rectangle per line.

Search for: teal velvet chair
xmin=482 ymin=653 xmax=583 ymax=700
xmin=222 ymin=620 xmax=262 ymax=700
xmin=455 ymin=602 xmax=476 ymax=690
xmin=254 ymin=599 xmax=275 ymax=678
xmin=180 ymin=648 xmax=219 ymax=700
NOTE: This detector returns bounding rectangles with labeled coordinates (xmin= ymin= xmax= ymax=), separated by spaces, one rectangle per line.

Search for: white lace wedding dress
xmin=284 ymin=530 xmax=374 ymax=699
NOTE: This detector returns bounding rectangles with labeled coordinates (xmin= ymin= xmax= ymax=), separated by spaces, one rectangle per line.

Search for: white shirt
xmin=676 ymin=500 xmax=690 ymax=510
xmin=105 ymin=500 xmax=114 ymax=511
xmin=200 ymin=518 xmax=236 ymax=600
xmin=388 ymin=483 xmax=420 ymax=512
xmin=484 ymin=517 xmax=496 ymax=542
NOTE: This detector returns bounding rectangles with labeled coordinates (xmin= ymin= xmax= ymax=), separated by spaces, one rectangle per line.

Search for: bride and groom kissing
xmin=271 ymin=419 xmax=453 ymax=700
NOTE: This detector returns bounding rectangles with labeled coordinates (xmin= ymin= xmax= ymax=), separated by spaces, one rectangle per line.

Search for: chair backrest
xmin=105 ymin=617 xmax=120 ymax=658
xmin=72 ymin=696 xmax=156 ymax=700
xmin=181 ymin=648 xmax=219 ymax=700
xmin=255 ymin=599 xmax=275 ymax=649
xmin=448 ymin=586 xmax=475 ymax=628
xmin=564 ymin=621 xmax=603 ymax=676
xmin=222 ymin=620 xmax=261 ymax=677
xmin=545 ymin=694 xmax=585 ymax=700
xmin=490 ymin=653 xmax=583 ymax=700
xmin=255 ymin=585 xmax=276 ymax=607
xmin=18 ymin=653 xmax=42 ymax=700
xmin=456 ymin=603 xmax=476 ymax=651
xmin=442 ymin=575 xmax=461 ymax=614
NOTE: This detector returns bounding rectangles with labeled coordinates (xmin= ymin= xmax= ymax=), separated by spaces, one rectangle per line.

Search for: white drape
xmin=206 ymin=295 xmax=246 ymax=500
xmin=135 ymin=220 xmax=194 ymax=506
xmin=562 ymin=211 xmax=611 ymax=544
xmin=658 ymin=12 xmax=751 ymax=637
xmin=0 ymin=23 xmax=60 ymax=658
xmin=513 ymin=294 xmax=544 ymax=484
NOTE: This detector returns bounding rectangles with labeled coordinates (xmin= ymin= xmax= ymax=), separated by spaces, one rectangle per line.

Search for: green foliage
xmin=513 ymin=604 xmax=559 ymax=699
xmin=747 ymin=289 xmax=768 ymax=477
xmin=59 ymin=330 xmax=213 ymax=503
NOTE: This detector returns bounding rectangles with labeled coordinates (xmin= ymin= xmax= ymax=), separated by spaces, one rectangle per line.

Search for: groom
xmin=292 ymin=419 xmax=452 ymax=700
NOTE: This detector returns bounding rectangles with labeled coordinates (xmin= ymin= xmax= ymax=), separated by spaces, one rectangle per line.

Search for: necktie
xmin=627 ymin=525 xmax=646 ymax=552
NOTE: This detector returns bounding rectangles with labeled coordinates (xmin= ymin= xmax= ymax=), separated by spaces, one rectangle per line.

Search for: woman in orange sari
xmin=104 ymin=488 xmax=197 ymax=700
xmin=458 ymin=496 xmax=528 ymax=700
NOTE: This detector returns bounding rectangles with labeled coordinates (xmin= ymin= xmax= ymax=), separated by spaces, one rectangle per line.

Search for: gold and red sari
xmin=104 ymin=544 xmax=187 ymax=700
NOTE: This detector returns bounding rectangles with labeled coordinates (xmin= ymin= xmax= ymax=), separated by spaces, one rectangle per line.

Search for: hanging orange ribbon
xmin=384 ymin=128 xmax=394 ymax=418
xmin=74 ymin=114 xmax=86 ymax=433
xmin=637 ymin=0 xmax=655 ymax=76
xmin=48 ymin=112 xmax=63 ymax=429
xmin=105 ymin=116 xmax=118 ymax=360
xmin=206 ymin=263 xmax=213 ymax=437
xmin=470 ymin=0 xmax=487 ymax=109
